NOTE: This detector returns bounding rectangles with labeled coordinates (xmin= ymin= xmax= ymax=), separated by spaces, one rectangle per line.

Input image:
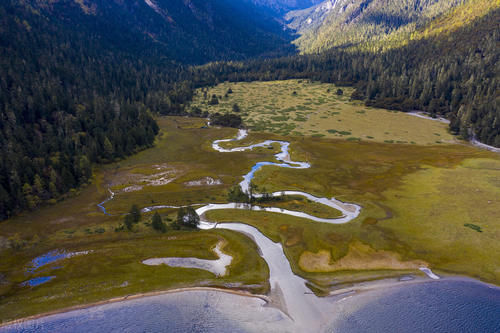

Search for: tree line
xmin=187 ymin=8 xmax=499 ymax=147
xmin=0 ymin=2 xmax=193 ymax=220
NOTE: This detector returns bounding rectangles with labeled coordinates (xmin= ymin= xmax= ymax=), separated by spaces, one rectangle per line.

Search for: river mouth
xmin=138 ymin=128 xmax=443 ymax=332
xmin=2 ymin=279 xmax=498 ymax=333
xmin=113 ymin=128 xmax=448 ymax=331
xmin=83 ymin=128 xmax=365 ymax=331
xmin=9 ymin=128 xmax=494 ymax=332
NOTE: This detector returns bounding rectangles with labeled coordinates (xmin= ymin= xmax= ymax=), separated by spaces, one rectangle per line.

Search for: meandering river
xmin=97 ymin=128 xmax=482 ymax=331
xmin=5 ymin=129 xmax=499 ymax=332
xmin=137 ymin=129 xmax=467 ymax=331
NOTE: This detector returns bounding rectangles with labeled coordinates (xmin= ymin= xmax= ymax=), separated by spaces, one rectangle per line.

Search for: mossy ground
xmin=206 ymin=140 xmax=500 ymax=288
xmin=191 ymin=80 xmax=456 ymax=145
xmin=0 ymin=117 xmax=273 ymax=323
xmin=0 ymin=229 xmax=268 ymax=322
xmin=0 ymin=89 xmax=499 ymax=323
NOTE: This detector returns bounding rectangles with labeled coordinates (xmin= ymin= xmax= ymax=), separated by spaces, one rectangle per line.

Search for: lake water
xmin=1 ymin=290 xmax=294 ymax=333
xmin=2 ymin=280 xmax=499 ymax=333
xmin=327 ymin=279 xmax=500 ymax=333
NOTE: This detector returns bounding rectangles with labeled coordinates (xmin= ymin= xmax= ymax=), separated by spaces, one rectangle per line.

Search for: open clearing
xmin=191 ymin=80 xmax=456 ymax=145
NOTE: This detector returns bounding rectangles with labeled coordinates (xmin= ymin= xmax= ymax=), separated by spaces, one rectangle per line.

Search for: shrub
xmin=152 ymin=212 xmax=167 ymax=233
xmin=177 ymin=207 xmax=200 ymax=228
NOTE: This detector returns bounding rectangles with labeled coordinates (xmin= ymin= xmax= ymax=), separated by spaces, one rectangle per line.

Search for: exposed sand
xmin=184 ymin=177 xmax=222 ymax=187
xmin=4 ymin=275 xmax=492 ymax=332
xmin=0 ymin=287 xmax=270 ymax=330
xmin=419 ymin=267 xmax=440 ymax=279
xmin=142 ymin=241 xmax=232 ymax=277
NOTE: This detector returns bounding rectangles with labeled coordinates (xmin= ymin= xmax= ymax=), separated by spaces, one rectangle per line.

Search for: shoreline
xmin=471 ymin=138 xmax=500 ymax=154
xmin=0 ymin=286 xmax=269 ymax=328
xmin=2 ymin=274 xmax=498 ymax=329
xmin=327 ymin=274 xmax=500 ymax=300
xmin=3 ymin=127 xmax=499 ymax=330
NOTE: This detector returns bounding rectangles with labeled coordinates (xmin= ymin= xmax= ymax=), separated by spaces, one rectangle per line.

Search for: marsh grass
xmin=191 ymin=80 xmax=456 ymax=145
xmin=0 ymin=229 xmax=268 ymax=322
xmin=0 ymin=118 xmax=276 ymax=322
xmin=0 ymin=117 xmax=498 ymax=323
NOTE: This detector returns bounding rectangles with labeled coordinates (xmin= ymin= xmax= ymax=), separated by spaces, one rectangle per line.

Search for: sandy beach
xmin=2 ymin=274 xmax=499 ymax=333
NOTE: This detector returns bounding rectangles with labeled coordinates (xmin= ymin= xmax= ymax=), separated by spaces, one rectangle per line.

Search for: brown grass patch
xmin=299 ymin=241 xmax=425 ymax=272
xmin=362 ymin=217 xmax=378 ymax=225
xmin=280 ymin=225 xmax=304 ymax=247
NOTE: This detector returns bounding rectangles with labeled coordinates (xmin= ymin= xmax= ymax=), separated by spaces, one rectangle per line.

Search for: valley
xmin=192 ymin=80 xmax=456 ymax=144
xmin=0 ymin=0 xmax=499 ymax=331
xmin=0 ymin=83 xmax=498 ymax=328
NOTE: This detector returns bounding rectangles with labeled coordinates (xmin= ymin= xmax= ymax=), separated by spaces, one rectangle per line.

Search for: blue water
xmin=96 ymin=202 xmax=107 ymax=215
xmin=97 ymin=190 xmax=113 ymax=215
xmin=27 ymin=250 xmax=67 ymax=273
xmin=2 ymin=280 xmax=499 ymax=332
xmin=0 ymin=291 xmax=269 ymax=333
xmin=22 ymin=276 xmax=55 ymax=287
xmin=244 ymin=162 xmax=291 ymax=183
xmin=329 ymin=280 xmax=500 ymax=333
xmin=23 ymin=250 xmax=70 ymax=287
xmin=97 ymin=200 xmax=110 ymax=215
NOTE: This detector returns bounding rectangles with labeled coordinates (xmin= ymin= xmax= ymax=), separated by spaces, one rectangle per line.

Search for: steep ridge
xmin=0 ymin=0 xmax=299 ymax=220
xmin=412 ymin=0 xmax=500 ymax=38
xmin=286 ymin=0 xmax=469 ymax=52
xmin=18 ymin=0 xmax=295 ymax=63
xmin=249 ymin=0 xmax=324 ymax=13
xmin=285 ymin=0 xmax=342 ymax=32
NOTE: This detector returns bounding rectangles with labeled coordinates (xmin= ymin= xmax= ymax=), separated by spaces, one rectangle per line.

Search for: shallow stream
xmin=8 ymin=129 xmax=498 ymax=332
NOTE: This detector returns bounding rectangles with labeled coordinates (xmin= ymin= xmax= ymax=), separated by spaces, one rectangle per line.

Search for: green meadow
xmin=0 ymin=82 xmax=499 ymax=323
xmin=191 ymin=80 xmax=456 ymax=145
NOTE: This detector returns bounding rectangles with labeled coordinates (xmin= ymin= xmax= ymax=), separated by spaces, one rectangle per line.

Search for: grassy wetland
xmin=191 ymin=80 xmax=456 ymax=145
xmin=1 ymin=81 xmax=499 ymax=323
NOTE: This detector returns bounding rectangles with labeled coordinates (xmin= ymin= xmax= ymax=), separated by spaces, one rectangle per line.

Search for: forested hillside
xmin=0 ymin=0 xmax=300 ymax=220
xmin=249 ymin=0 xmax=323 ymax=13
xmin=287 ymin=0 xmax=468 ymax=52
xmin=193 ymin=7 xmax=500 ymax=147
xmin=0 ymin=1 xmax=158 ymax=219
xmin=19 ymin=0 xmax=295 ymax=63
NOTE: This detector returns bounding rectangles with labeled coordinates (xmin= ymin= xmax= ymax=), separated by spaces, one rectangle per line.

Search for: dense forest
xmin=18 ymin=0 xmax=295 ymax=64
xmin=0 ymin=0 xmax=295 ymax=220
xmin=0 ymin=1 xmax=184 ymax=220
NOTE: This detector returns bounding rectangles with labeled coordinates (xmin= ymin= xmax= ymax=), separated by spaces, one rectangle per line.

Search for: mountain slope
xmin=286 ymin=0 xmax=469 ymax=52
xmin=0 ymin=0 xmax=300 ymax=220
xmin=285 ymin=0 xmax=340 ymax=32
xmin=197 ymin=6 xmax=499 ymax=147
xmin=413 ymin=0 xmax=500 ymax=39
xmin=249 ymin=0 xmax=323 ymax=13
xmin=21 ymin=0 xmax=295 ymax=63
